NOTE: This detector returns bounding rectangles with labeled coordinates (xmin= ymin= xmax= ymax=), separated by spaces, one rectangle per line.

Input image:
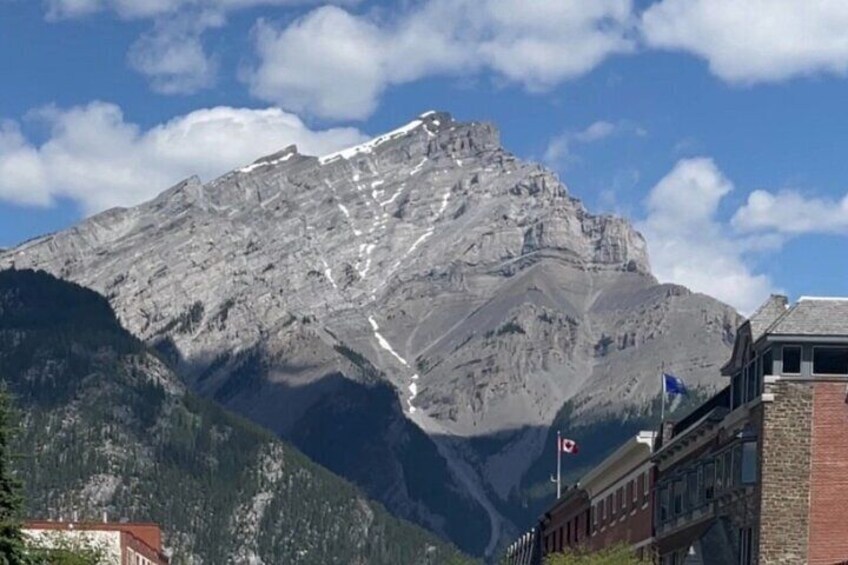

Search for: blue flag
xmin=663 ymin=373 xmax=688 ymax=396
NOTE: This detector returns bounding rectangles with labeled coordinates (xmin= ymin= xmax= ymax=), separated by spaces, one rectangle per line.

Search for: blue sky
xmin=1 ymin=0 xmax=847 ymax=313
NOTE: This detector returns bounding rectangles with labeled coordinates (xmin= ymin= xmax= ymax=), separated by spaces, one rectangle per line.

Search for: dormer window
xmin=782 ymin=346 xmax=801 ymax=374
xmin=813 ymin=347 xmax=848 ymax=375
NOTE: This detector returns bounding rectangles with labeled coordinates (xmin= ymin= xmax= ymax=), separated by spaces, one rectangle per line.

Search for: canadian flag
xmin=560 ymin=438 xmax=579 ymax=454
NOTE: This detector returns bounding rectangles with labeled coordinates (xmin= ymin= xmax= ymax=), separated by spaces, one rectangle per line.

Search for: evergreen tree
xmin=0 ymin=386 xmax=28 ymax=565
xmin=544 ymin=544 xmax=651 ymax=565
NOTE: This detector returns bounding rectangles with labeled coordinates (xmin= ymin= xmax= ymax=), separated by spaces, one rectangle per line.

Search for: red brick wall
xmin=589 ymin=471 xmax=653 ymax=552
xmin=542 ymin=490 xmax=591 ymax=556
xmin=808 ymin=381 xmax=848 ymax=565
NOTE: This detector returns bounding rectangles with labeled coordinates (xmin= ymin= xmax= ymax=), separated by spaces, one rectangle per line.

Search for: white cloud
xmin=127 ymin=13 xmax=223 ymax=94
xmin=543 ymin=120 xmax=643 ymax=169
xmin=0 ymin=102 xmax=365 ymax=214
xmin=43 ymin=0 xmax=353 ymax=96
xmin=247 ymin=0 xmax=635 ymax=120
xmin=574 ymin=121 xmax=616 ymax=143
xmin=544 ymin=121 xmax=616 ymax=167
xmin=641 ymin=0 xmax=848 ymax=83
xmin=732 ymin=189 xmax=848 ymax=235
xmin=638 ymin=157 xmax=774 ymax=314
xmin=44 ymin=0 xmax=345 ymax=20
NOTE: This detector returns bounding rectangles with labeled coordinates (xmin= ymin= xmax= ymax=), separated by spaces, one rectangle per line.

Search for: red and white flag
xmin=559 ymin=438 xmax=579 ymax=454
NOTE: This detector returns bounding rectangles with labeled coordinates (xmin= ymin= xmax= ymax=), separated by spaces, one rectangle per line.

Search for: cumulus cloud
xmin=0 ymin=102 xmax=365 ymax=213
xmin=732 ymin=189 xmax=848 ymax=235
xmin=127 ymin=13 xmax=223 ymax=94
xmin=641 ymin=0 xmax=848 ymax=83
xmin=44 ymin=0 xmax=352 ymax=96
xmin=638 ymin=157 xmax=775 ymax=314
xmin=247 ymin=0 xmax=636 ymax=120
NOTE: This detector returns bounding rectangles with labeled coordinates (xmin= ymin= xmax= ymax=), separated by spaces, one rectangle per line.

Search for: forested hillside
xmin=0 ymin=268 xmax=472 ymax=564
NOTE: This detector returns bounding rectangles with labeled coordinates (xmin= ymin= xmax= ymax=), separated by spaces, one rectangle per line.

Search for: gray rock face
xmin=1 ymin=111 xmax=740 ymax=556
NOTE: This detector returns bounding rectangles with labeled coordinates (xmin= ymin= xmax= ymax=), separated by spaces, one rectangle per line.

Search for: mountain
xmin=0 ymin=268 xmax=472 ymax=564
xmin=0 ymin=111 xmax=740 ymax=556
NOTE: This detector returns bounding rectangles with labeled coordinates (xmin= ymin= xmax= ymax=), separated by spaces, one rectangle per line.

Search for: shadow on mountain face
xmin=182 ymin=358 xmax=491 ymax=556
xmin=180 ymin=351 xmax=713 ymax=558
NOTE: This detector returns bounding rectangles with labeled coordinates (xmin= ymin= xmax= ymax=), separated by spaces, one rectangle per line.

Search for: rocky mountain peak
xmin=0 ymin=111 xmax=733 ymax=556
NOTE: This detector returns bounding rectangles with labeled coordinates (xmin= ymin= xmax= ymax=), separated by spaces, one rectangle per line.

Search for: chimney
xmin=661 ymin=420 xmax=676 ymax=446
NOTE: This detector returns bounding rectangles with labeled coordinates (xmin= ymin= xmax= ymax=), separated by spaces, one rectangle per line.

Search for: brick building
xmin=507 ymin=294 xmax=848 ymax=565
xmin=581 ymin=431 xmax=655 ymax=558
xmin=539 ymin=485 xmax=591 ymax=556
xmin=24 ymin=521 xmax=170 ymax=565
xmin=653 ymin=295 xmax=848 ymax=565
xmin=506 ymin=431 xmax=657 ymax=565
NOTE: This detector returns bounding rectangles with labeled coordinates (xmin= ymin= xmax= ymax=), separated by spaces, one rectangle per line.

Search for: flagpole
xmin=556 ymin=430 xmax=562 ymax=499
xmin=660 ymin=363 xmax=666 ymax=423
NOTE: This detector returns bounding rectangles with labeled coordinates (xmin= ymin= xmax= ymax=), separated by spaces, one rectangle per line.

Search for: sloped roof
xmin=748 ymin=294 xmax=788 ymax=341
xmin=765 ymin=297 xmax=848 ymax=336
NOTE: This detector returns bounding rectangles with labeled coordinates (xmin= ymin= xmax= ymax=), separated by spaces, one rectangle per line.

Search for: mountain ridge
xmin=0 ymin=111 xmax=740 ymax=556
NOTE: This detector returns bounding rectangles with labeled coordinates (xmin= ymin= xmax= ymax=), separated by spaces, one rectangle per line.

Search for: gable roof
xmin=748 ymin=294 xmax=789 ymax=341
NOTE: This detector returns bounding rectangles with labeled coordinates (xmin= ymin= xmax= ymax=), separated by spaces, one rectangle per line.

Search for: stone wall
xmin=759 ymin=380 xmax=813 ymax=565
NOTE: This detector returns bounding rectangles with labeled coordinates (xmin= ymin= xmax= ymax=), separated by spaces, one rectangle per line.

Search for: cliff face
xmin=1 ymin=112 xmax=740 ymax=556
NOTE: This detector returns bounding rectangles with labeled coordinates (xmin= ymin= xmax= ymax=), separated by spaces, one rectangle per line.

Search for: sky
xmin=1 ymin=0 xmax=847 ymax=314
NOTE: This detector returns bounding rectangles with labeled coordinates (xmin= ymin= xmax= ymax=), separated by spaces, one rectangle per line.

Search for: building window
xmin=687 ymin=470 xmax=698 ymax=509
xmin=627 ymin=481 xmax=634 ymax=510
xmin=659 ymin=485 xmax=670 ymax=523
xmin=732 ymin=444 xmax=742 ymax=488
xmin=600 ymin=500 xmax=606 ymax=523
xmin=642 ymin=473 xmax=650 ymax=505
xmin=673 ymin=479 xmax=684 ymax=515
xmin=813 ymin=347 xmax=848 ymax=375
xmin=724 ymin=451 xmax=733 ymax=490
xmin=609 ymin=493 xmax=615 ymax=518
xmin=745 ymin=361 xmax=757 ymax=403
xmin=704 ymin=461 xmax=715 ymax=501
xmin=762 ymin=348 xmax=773 ymax=376
xmin=585 ymin=509 xmax=591 ymax=537
xmin=732 ymin=372 xmax=743 ymax=408
xmin=617 ymin=487 xmax=624 ymax=514
xmin=741 ymin=441 xmax=758 ymax=484
xmin=782 ymin=345 xmax=801 ymax=374
xmin=739 ymin=527 xmax=754 ymax=565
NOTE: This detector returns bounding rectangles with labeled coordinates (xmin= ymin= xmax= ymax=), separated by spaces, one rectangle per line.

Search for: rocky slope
xmin=0 ymin=112 xmax=740 ymax=556
xmin=0 ymin=268 xmax=472 ymax=564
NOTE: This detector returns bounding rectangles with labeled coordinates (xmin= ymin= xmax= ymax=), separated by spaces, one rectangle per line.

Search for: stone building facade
xmin=654 ymin=295 xmax=848 ymax=565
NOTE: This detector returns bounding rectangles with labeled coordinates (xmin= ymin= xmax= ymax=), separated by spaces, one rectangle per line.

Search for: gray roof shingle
xmin=748 ymin=294 xmax=789 ymax=341
xmin=765 ymin=298 xmax=848 ymax=336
